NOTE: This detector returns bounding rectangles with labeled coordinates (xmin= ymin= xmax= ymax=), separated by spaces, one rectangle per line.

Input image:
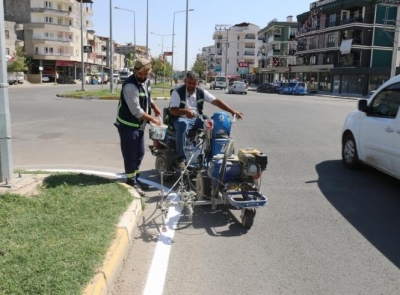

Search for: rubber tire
xmin=241 ymin=208 xmax=256 ymax=229
xmin=155 ymin=154 xmax=173 ymax=180
xmin=196 ymin=170 xmax=211 ymax=201
xmin=342 ymin=133 xmax=359 ymax=169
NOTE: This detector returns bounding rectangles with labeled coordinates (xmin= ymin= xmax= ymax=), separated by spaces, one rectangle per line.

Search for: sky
xmin=91 ymin=0 xmax=313 ymax=71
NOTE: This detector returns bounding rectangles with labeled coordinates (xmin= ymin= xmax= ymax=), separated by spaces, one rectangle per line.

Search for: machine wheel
xmin=342 ymin=133 xmax=359 ymax=168
xmin=155 ymin=153 xmax=173 ymax=180
xmin=241 ymin=208 xmax=256 ymax=229
xmin=196 ymin=170 xmax=211 ymax=201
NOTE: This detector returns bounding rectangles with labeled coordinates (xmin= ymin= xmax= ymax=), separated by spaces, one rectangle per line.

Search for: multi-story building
xmin=4 ymin=0 xmax=94 ymax=83
xmin=257 ymin=16 xmax=298 ymax=84
xmin=295 ymin=0 xmax=400 ymax=95
xmin=5 ymin=21 xmax=24 ymax=58
xmin=114 ymin=44 xmax=149 ymax=59
xmin=200 ymin=45 xmax=215 ymax=80
xmin=212 ymin=22 xmax=260 ymax=78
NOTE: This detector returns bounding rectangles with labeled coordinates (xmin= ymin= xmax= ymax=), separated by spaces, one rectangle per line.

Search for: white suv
xmin=342 ymin=75 xmax=400 ymax=179
xmin=210 ymin=76 xmax=227 ymax=90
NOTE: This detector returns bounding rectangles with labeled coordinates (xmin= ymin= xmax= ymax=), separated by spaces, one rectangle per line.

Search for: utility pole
xmin=391 ymin=1 xmax=400 ymax=78
xmin=80 ymin=0 xmax=85 ymax=91
xmin=0 ymin=7 xmax=13 ymax=182
xmin=109 ymin=0 xmax=114 ymax=93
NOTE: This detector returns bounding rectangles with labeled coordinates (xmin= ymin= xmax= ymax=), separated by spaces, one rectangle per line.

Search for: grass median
xmin=60 ymin=84 xmax=171 ymax=99
xmin=0 ymin=173 xmax=134 ymax=295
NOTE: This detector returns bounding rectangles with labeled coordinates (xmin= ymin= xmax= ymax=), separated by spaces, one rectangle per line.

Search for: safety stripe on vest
xmin=117 ymin=101 xmax=140 ymax=127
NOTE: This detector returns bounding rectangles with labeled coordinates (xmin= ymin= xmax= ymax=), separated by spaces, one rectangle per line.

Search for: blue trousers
xmin=117 ymin=124 xmax=144 ymax=184
xmin=174 ymin=117 xmax=204 ymax=162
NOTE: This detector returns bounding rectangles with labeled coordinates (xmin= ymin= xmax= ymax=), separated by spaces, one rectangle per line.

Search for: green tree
xmin=125 ymin=50 xmax=136 ymax=68
xmin=192 ymin=59 xmax=204 ymax=78
xmin=7 ymin=45 xmax=29 ymax=72
xmin=151 ymin=56 xmax=172 ymax=84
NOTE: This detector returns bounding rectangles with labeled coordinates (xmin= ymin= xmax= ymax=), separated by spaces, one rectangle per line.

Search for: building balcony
xmin=86 ymin=7 xmax=93 ymax=15
xmin=340 ymin=17 xmax=363 ymax=25
xmin=33 ymin=52 xmax=78 ymax=60
xmin=327 ymin=42 xmax=336 ymax=47
xmin=244 ymin=51 xmax=255 ymax=56
xmin=326 ymin=21 xmax=336 ymax=28
xmin=33 ymin=37 xmax=74 ymax=46
xmin=24 ymin=22 xmax=79 ymax=32
xmin=31 ymin=7 xmax=73 ymax=16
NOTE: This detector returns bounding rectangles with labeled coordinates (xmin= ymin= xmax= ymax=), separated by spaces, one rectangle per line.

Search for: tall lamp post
xmin=146 ymin=0 xmax=149 ymax=58
xmin=151 ymin=32 xmax=174 ymax=94
xmin=114 ymin=6 xmax=136 ymax=55
xmin=171 ymin=8 xmax=193 ymax=85
xmin=80 ymin=0 xmax=85 ymax=91
xmin=109 ymin=0 xmax=114 ymax=93
xmin=184 ymin=0 xmax=189 ymax=76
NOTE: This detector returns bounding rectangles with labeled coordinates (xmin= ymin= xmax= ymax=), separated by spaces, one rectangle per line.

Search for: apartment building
xmin=257 ymin=16 xmax=299 ymax=84
xmin=5 ymin=21 xmax=24 ymax=59
xmin=212 ymin=22 xmax=260 ymax=78
xmin=200 ymin=45 xmax=215 ymax=80
xmin=295 ymin=0 xmax=400 ymax=95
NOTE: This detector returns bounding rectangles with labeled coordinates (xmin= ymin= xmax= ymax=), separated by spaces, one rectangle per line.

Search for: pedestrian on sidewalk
xmin=115 ymin=57 xmax=162 ymax=196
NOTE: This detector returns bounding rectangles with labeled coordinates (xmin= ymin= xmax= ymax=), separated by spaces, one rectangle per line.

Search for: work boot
xmin=126 ymin=179 xmax=145 ymax=197
xmin=136 ymin=179 xmax=150 ymax=190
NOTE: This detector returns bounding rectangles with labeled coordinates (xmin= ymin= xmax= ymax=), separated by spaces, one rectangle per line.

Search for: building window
xmin=237 ymin=51 xmax=239 ymax=56
xmin=6 ymin=48 xmax=10 ymax=55
xmin=68 ymin=6 xmax=72 ymax=12
xmin=311 ymin=17 xmax=318 ymax=28
xmin=35 ymin=47 xmax=39 ymax=54
xmin=45 ymin=16 xmax=53 ymax=23
xmin=58 ymin=18 xmax=62 ymax=25
xmin=44 ymin=32 xmax=49 ymax=38
xmin=49 ymin=47 xmax=53 ymax=54
xmin=44 ymin=1 xmax=53 ymax=8
xmin=68 ymin=20 xmax=72 ymax=26
xmin=273 ymin=28 xmax=281 ymax=36
xmin=45 ymin=47 xmax=49 ymax=54
xmin=69 ymin=34 xmax=72 ymax=40
xmin=328 ymin=34 xmax=335 ymax=46
xmin=5 ymin=30 xmax=9 ymax=39
xmin=329 ymin=14 xmax=336 ymax=24
xmin=310 ymin=55 xmax=316 ymax=64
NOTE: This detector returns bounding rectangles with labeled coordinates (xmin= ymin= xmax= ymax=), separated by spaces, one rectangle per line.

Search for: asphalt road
xmin=7 ymin=84 xmax=400 ymax=295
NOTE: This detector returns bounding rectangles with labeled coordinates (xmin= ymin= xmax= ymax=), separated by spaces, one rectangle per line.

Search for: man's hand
xmin=152 ymin=104 xmax=161 ymax=117
xmin=187 ymin=110 xmax=197 ymax=118
xmin=232 ymin=111 xmax=244 ymax=119
xmin=151 ymin=117 xmax=162 ymax=126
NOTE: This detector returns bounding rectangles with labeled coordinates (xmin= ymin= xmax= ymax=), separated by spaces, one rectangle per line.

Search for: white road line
xmin=143 ymin=197 xmax=181 ymax=295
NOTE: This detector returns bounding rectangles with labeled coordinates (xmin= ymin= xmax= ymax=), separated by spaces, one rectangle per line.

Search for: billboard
xmin=214 ymin=65 xmax=221 ymax=72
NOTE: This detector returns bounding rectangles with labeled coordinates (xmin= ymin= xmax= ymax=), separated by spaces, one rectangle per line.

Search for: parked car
xmin=228 ymin=81 xmax=247 ymax=94
xmin=278 ymin=83 xmax=288 ymax=94
xmin=42 ymin=76 xmax=50 ymax=82
xmin=210 ymin=76 xmax=227 ymax=90
xmin=257 ymin=83 xmax=279 ymax=93
xmin=7 ymin=72 xmax=24 ymax=85
xmin=280 ymin=82 xmax=307 ymax=95
xmin=341 ymin=74 xmax=400 ymax=180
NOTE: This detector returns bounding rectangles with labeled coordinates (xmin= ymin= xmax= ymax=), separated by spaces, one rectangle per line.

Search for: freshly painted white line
xmin=143 ymin=194 xmax=181 ymax=295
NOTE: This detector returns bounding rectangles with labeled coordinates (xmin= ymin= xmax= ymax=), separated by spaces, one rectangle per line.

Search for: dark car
xmin=257 ymin=83 xmax=279 ymax=93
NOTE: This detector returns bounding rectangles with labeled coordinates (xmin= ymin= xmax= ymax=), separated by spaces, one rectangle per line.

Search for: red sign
xmin=56 ymin=60 xmax=75 ymax=66
xmin=164 ymin=51 xmax=173 ymax=56
xmin=238 ymin=62 xmax=248 ymax=67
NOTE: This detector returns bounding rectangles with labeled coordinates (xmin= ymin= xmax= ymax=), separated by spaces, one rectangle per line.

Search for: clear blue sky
xmin=92 ymin=0 xmax=312 ymax=71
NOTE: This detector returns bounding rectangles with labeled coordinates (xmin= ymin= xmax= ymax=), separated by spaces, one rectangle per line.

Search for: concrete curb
xmin=56 ymin=93 xmax=170 ymax=101
xmin=82 ymin=183 xmax=143 ymax=295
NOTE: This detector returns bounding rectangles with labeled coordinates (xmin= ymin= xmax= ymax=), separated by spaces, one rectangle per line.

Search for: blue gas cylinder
xmin=212 ymin=112 xmax=231 ymax=138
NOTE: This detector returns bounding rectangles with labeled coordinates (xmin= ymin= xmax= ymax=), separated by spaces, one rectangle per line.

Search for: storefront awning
xmin=340 ymin=39 xmax=353 ymax=55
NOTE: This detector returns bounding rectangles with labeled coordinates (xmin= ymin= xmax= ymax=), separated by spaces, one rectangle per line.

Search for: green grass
xmin=60 ymin=84 xmax=171 ymax=98
xmin=0 ymin=173 xmax=133 ymax=295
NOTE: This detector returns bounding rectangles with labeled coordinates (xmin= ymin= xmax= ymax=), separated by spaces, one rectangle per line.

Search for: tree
xmin=151 ymin=56 xmax=172 ymax=84
xmin=192 ymin=59 xmax=204 ymax=77
xmin=7 ymin=45 xmax=29 ymax=72
xmin=125 ymin=50 xmax=136 ymax=68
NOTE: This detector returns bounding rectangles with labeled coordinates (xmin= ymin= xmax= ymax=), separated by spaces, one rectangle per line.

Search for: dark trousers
xmin=117 ymin=124 xmax=145 ymax=184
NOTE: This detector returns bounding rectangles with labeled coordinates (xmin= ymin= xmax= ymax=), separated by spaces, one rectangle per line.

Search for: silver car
xmin=228 ymin=81 xmax=247 ymax=95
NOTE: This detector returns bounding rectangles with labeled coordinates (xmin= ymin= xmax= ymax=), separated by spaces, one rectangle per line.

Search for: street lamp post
xmin=151 ymin=32 xmax=174 ymax=94
xmin=171 ymin=8 xmax=193 ymax=86
xmin=184 ymin=0 xmax=189 ymax=76
xmin=115 ymin=6 xmax=136 ymax=56
xmin=146 ymin=0 xmax=149 ymax=58
xmin=109 ymin=0 xmax=114 ymax=93
xmin=80 ymin=0 xmax=85 ymax=91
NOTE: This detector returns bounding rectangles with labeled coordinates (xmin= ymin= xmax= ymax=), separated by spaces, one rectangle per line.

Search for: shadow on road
xmin=316 ymin=160 xmax=400 ymax=268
